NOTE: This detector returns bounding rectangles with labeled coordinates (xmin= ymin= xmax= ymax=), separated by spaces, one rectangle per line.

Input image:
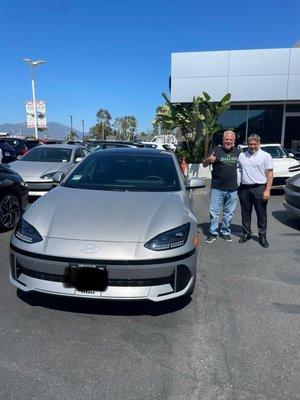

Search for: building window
xmin=285 ymin=104 xmax=300 ymax=113
xmin=247 ymin=105 xmax=283 ymax=143
xmin=216 ymin=105 xmax=248 ymax=145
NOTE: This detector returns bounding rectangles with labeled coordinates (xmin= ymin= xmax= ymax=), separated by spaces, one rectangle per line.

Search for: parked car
xmin=24 ymin=139 xmax=42 ymax=151
xmin=283 ymin=173 xmax=300 ymax=216
xmin=9 ymin=144 xmax=90 ymax=196
xmin=92 ymin=141 xmax=137 ymax=151
xmin=10 ymin=148 xmax=205 ymax=302
xmin=138 ymin=142 xmax=176 ymax=151
xmin=0 ymin=138 xmax=28 ymax=158
xmin=239 ymin=143 xmax=300 ymax=188
xmin=0 ymin=141 xmax=17 ymax=163
xmin=0 ymin=164 xmax=28 ymax=232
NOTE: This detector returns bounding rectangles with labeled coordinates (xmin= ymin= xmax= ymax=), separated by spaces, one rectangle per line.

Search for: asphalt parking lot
xmin=0 ymin=189 xmax=299 ymax=400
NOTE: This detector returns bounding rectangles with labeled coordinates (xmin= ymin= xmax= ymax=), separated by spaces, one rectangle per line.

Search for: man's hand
xmin=262 ymin=189 xmax=271 ymax=201
xmin=207 ymin=152 xmax=216 ymax=164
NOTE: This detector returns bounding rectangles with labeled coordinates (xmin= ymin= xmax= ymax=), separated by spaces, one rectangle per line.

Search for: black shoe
xmin=259 ymin=237 xmax=269 ymax=248
xmin=205 ymin=234 xmax=217 ymax=244
xmin=221 ymin=234 xmax=232 ymax=242
xmin=239 ymin=234 xmax=251 ymax=243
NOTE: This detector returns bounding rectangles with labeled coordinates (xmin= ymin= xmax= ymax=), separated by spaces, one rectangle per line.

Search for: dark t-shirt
xmin=210 ymin=146 xmax=240 ymax=190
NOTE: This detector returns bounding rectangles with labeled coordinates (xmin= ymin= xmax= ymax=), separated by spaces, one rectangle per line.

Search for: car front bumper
xmin=26 ymin=181 xmax=54 ymax=196
xmin=9 ymin=245 xmax=197 ymax=302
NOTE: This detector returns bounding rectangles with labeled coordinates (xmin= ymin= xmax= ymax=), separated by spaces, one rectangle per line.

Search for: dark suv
xmin=0 ymin=138 xmax=28 ymax=158
xmin=0 ymin=164 xmax=28 ymax=231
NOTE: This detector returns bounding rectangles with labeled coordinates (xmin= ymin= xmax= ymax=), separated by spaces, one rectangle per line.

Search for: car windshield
xmin=20 ymin=147 xmax=72 ymax=162
xmin=262 ymin=146 xmax=286 ymax=158
xmin=63 ymin=153 xmax=181 ymax=192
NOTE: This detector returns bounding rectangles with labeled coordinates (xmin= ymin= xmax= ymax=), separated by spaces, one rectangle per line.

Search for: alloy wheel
xmin=0 ymin=194 xmax=21 ymax=229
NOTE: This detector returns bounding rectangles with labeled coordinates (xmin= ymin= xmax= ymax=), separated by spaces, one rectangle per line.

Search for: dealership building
xmin=170 ymin=45 xmax=300 ymax=151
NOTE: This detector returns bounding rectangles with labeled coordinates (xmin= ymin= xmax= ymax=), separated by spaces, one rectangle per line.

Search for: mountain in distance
xmin=0 ymin=122 xmax=81 ymax=139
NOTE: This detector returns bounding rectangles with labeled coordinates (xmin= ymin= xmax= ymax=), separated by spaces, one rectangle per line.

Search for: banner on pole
xmin=26 ymin=100 xmax=47 ymax=128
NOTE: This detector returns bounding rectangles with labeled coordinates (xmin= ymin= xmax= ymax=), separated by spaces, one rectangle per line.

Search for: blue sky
xmin=0 ymin=0 xmax=299 ymax=134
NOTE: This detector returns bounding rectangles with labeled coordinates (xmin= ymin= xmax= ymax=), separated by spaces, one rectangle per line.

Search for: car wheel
xmin=0 ymin=193 xmax=21 ymax=232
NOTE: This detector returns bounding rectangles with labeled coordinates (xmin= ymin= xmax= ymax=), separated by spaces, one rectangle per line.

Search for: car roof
xmin=239 ymin=143 xmax=282 ymax=147
xmin=31 ymin=144 xmax=83 ymax=149
xmin=91 ymin=147 xmax=171 ymax=156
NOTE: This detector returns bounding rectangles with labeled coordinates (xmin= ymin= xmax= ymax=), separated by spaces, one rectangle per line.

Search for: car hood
xmin=272 ymin=158 xmax=299 ymax=171
xmin=8 ymin=161 xmax=72 ymax=180
xmin=23 ymin=186 xmax=192 ymax=242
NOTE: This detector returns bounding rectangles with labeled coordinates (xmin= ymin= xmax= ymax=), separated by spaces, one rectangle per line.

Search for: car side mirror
xmin=52 ymin=171 xmax=66 ymax=183
xmin=288 ymin=153 xmax=295 ymax=158
xmin=186 ymin=177 xmax=206 ymax=190
xmin=75 ymin=157 xmax=83 ymax=163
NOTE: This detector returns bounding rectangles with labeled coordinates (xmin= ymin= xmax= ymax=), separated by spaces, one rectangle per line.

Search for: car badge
xmin=79 ymin=244 xmax=100 ymax=254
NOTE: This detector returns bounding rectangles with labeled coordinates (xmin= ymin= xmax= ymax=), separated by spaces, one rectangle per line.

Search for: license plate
xmin=69 ymin=264 xmax=108 ymax=291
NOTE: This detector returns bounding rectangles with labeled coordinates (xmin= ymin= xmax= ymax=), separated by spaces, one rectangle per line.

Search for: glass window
xmin=285 ymin=104 xmax=300 ymax=113
xmin=248 ymin=105 xmax=283 ymax=143
xmin=21 ymin=147 xmax=72 ymax=162
xmin=63 ymin=153 xmax=181 ymax=192
xmin=216 ymin=105 xmax=248 ymax=145
xmin=262 ymin=145 xmax=286 ymax=158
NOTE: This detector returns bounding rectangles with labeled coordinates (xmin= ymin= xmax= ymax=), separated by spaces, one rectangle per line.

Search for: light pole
xmin=23 ymin=58 xmax=46 ymax=140
xmin=81 ymin=119 xmax=85 ymax=139
xmin=69 ymin=115 xmax=74 ymax=138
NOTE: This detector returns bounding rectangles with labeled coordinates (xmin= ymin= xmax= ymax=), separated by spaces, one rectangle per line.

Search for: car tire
xmin=0 ymin=193 xmax=21 ymax=232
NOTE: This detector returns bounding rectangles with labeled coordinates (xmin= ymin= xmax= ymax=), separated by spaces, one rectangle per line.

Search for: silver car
xmin=10 ymin=148 xmax=205 ymax=302
xmin=9 ymin=144 xmax=90 ymax=196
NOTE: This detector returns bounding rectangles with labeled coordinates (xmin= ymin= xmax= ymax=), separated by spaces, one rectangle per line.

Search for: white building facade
xmin=171 ymin=47 xmax=300 ymax=151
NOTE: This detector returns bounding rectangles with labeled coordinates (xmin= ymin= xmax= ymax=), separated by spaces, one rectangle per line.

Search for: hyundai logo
xmin=80 ymin=244 xmax=100 ymax=254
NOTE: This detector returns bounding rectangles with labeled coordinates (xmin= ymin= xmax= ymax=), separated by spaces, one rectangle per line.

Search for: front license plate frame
xmin=69 ymin=264 xmax=108 ymax=291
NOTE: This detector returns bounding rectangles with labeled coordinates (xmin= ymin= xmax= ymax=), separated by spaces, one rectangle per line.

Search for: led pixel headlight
xmin=15 ymin=218 xmax=43 ymax=244
xmin=144 ymin=223 xmax=190 ymax=251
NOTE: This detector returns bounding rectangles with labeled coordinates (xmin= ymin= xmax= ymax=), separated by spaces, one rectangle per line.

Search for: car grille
xmin=273 ymin=177 xmax=288 ymax=187
xmin=12 ymin=261 xmax=191 ymax=291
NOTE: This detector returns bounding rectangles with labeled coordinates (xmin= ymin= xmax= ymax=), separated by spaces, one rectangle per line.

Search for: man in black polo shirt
xmin=203 ymin=130 xmax=239 ymax=243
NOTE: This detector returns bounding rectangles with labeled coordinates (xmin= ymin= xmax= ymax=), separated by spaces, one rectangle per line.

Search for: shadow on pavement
xmin=272 ymin=210 xmax=300 ymax=231
xmin=199 ymin=222 xmax=243 ymax=237
xmin=17 ymin=289 xmax=191 ymax=316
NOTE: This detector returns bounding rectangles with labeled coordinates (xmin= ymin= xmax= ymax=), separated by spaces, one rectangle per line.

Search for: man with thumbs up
xmin=203 ymin=130 xmax=240 ymax=243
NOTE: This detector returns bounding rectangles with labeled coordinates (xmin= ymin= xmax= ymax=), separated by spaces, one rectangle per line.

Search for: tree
xmin=153 ymin=92 xmax=231 ymax=162
xmin=89 ymin=123 xmax=112 ymax=140
xmin=96 ymin=108 xmax=112 ymax=140
xmin=113 ymin=116 xmax=137 ymax=141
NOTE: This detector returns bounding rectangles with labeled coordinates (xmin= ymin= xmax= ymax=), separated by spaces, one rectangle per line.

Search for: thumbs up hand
xmin=208 ymin=151 xmax=217 ymax=164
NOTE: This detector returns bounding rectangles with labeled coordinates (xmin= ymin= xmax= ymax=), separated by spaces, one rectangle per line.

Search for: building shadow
xmin=272 ymin=210 xmax=300 ymax=231
xmin=17 ymin=289 xmax=191 ymax=316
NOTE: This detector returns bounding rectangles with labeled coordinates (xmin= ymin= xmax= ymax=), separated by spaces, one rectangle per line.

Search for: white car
xmin=139 ymin=142 xmax=176 ymax=151
xmin=239 ymin=143 xmax=300 ymax=188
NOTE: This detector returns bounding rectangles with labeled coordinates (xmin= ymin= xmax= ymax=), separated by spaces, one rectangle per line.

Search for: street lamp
xmin=69 ymin=115 xmax=74 ymax=138
xmin=81 ymin=119 xmax=85 ymax=139
xmin=23 ymin=58 xmax=46 ymax=140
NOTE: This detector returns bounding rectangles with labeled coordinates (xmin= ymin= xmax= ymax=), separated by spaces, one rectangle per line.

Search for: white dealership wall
xmin=171 ymin=48 xmax=300 ymax=103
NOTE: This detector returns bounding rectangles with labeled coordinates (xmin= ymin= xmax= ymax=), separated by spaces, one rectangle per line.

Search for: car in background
xmin=24 ymin=139 xmax=42 ymax=151
xmin=92 ymin=141 xmax=137 ymax=151
xmin=239 ymin=143 xmax=300 ymax=188
xmin=0 ymin=164 xmax=28 ymax=232
xmin=283 ymin=173 xmax=300 ymax=216
xmin=0 ymin=138 xmax=28 ymax=158
xmin=9 ymin=144 xmax=90 ymax=196
xmin=10 ymin=148 xmax=205 ymax=302
xmin=0 ymin=141 xmax=17 ymax=163
xmin=138 ymin=142 xmax=176 ymax=151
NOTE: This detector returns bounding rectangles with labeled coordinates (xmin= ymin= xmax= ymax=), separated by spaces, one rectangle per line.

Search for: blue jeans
xmin=209 ymin=189 xmax=238 ymax=236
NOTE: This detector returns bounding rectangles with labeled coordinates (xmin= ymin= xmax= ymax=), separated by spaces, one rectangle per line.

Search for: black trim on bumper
xmin=10 ymin=244 xmax=196 ymax=265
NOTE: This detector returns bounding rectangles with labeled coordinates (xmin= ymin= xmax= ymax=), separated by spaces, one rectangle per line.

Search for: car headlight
xmin=20 ymin=179 xmax=28 ymax=187
xmin=40 ymin=172 xmax=57 ymax=180
xmin=15 ymin=218 xmax=43 ymax=243
xmin=144 ymin=223 xmax=190 ymax=251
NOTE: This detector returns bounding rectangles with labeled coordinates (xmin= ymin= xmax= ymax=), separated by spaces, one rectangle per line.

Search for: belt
xmin=240 ymin=183 xmax=265 ymax=188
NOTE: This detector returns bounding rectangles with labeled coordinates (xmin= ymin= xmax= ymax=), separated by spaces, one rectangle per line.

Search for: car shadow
xmin=272 ymin=210 xmax=300 ymax=231
xmin=17 ymin=289 xmax=191 ymax=316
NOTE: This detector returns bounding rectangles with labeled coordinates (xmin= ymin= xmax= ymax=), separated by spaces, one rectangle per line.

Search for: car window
xmin=20 ymin=147 xmax=72 ymax=162
xmin=63 ymin=154 xmax=181 ymax=192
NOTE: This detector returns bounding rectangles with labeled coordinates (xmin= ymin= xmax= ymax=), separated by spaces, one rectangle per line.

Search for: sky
xmin=0 ymin=0 xmax=299 ymax=135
